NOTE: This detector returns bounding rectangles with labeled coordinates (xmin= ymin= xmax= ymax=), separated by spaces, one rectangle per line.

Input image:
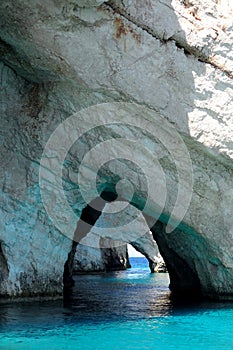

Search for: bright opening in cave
xmin=127 ymin=244 xmax=144 ymax=257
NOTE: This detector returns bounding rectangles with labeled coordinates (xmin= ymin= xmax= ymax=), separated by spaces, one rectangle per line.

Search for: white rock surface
xmin=74 ymin=235 xmax=130 ymax=272
xmin=74 ymin=204 xmax=161 ymax=272
xmin=0 ymin=0 xmax=233 ymax=299
xmin=76 ymin=0 xmax=107 ymax=7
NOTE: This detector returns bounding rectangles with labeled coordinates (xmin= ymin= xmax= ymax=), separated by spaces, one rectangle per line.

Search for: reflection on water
xmin=1 ymin=259 xmax=233 ymax=350
xmin=66 ymin=271 xmax=172 ymax=320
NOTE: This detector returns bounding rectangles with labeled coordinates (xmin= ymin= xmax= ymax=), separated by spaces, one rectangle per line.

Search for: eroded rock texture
xmin=74 ymin=240 xmax=130 ymax=273
xmin=73 ymin=203 xmax=162 ymax=273
xmin=0 ymin=0 xmax=233 ymax=299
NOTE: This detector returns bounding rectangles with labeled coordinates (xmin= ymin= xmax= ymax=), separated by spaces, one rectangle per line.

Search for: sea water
xmin=1 ymin=257 xmax=233 ymax=350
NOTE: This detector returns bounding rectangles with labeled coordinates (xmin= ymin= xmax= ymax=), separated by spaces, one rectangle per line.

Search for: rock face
xmin=74 ymin=238 xmax=130 ymax=273
xmin=73 ymin=203 xmax=162 ymax=273
xmin=0 ymin=0 xmax=233 ymax=300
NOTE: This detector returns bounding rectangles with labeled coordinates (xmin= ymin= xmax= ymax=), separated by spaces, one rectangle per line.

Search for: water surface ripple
xmin=1 ymin=258 xmax=233 ymax=350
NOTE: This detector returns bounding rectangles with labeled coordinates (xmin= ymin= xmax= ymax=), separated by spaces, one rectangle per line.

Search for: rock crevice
xmin=104 ymin=0 xmax=233 ymax=78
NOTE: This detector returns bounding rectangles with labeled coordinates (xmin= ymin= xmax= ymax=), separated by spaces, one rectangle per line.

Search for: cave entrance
xmin=127 ymin=243 xmax=161 ymax=273
xmin=128 ymin=244 xmax=144 ymax=259
xmin=127 ymin=244 xmax=150 ymax=271
xmin=63 ymin=190 xmax=202 ymax=300
xmin=63 ymin=191 xmax=160 ymax=291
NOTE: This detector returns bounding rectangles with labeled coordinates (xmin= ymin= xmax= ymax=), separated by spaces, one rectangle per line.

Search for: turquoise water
xmin=1 ymin=257 xmax=233 ymax=350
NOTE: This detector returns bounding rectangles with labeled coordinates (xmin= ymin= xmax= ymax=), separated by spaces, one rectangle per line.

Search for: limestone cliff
xmin=0 ymin=0 xmax=233 ymax=300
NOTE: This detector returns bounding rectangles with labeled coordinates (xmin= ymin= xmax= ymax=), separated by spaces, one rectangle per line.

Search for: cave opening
xmin=127 ymin=243 xmax=159 ymax=273
xmin=127 ymin=244 xmax=150 ymax=272
xmin=63 ymin=189 xmax=162 ymax=291
xmin=63 ymin=190 xmax=203 ymax=301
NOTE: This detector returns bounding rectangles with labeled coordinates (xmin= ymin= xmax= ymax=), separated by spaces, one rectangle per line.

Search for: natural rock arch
xmin=0 ymin=0 xmax=233 ymax=301
xmin=73 ymin=203 xmax=162 ymax=275
xmin=63 ymin=179 xmax=231 ymax=301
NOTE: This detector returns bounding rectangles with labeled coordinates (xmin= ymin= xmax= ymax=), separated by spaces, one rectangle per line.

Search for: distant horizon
xmin=127 ymin=244 xmax=144 ymax=257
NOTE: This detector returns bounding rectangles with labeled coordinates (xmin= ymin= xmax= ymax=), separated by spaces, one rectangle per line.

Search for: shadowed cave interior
xmin=63 ymin=190 xmax=202 ymax=301
xmin=0 ymin=242 xmax=9 ymax=286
